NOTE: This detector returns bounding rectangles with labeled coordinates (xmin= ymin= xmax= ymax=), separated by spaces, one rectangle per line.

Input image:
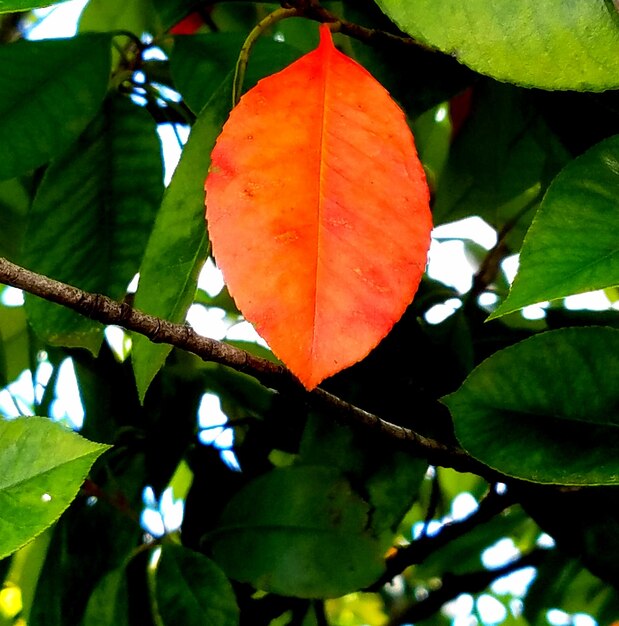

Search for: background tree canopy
xmin=1 ymin=1 xmax=619 ymax=625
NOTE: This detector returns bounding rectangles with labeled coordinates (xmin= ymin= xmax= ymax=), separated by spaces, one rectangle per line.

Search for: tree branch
xmin=369 ymin=487 xmax=515 ymax=589
xmin=0 ymin=256 xmax=497 ymax=479
xmin=280 ymin=0 xmax=432 ymax=52
xmin=387 ymin=548 xmax=546 ymax=626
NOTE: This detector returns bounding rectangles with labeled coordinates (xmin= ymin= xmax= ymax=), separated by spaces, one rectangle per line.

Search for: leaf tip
xmin=318 ymin=23 xmax=335 ymax=48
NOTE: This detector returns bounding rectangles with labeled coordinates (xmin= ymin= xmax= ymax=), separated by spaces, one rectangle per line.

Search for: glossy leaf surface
xmin=131 ymin=83 xmax=225 ymax=401
xmin=209 ymin=466 xmax=385 ymax=598
xmin=490 ymin=135 xmax=619 ymax=319
xmin=0 ymin=35 xmax=111 ymax=180
xmin=443 ymin=327 xmax=619 ymax=485
xmin=79 ymin=0 xmax=158 ymax=39
xmin=0 ymin=0 xmax=72 ymax=13
xmin=206 ymin=26 xmax=432 ymax=389
xmin=23 ymin=96 xmax=163 ymax=354
xmin=0 ymin=417 xmax=109 ymax=559
xmin=375 ymin=0 xmax=619 ymax=91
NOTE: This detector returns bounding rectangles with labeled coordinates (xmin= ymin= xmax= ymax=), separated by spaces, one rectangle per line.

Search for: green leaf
xmin=154 ymin=545 xmax=239 ymax=626
xmin=0 ymin=35 xmax=111 ymax=181
xmin=152 ymin=0 xmax=199 ymax=32
xmin=208 ymin=466 xmax=385 ymax=598
xmin=28 ymin=449 xmax=145 ymax=626
xmin=443 ymin=327 xmax=619 ymax=485
xmin=130 ymin=97 xmax=219 ymax=401
xmin=170 ymin=34 xmax=301 ymax=115
xmin=414 ymin=503 xmax=532 ymax=580
xmin=79 ymin=0 xmax=159 ymax=37
xmin=0 ymin=416 xmax=109 ymax=560
xmin=23 ymin=95 xmax=163 ymax=353
xmin=0 ymin=0 xmax=71 ymax=13
xmin=374 ymin=1 xmax=619 ymax=90
xmin=170 ymin=34 xmax=242 ymax=115
xmin=82 ymin=567 xmax=129 ymax=626
xmin=299 ymin=412 xmax=426 ymax=547
xmin=490 ymin=135 xmax=619 ymax=319
xmin=0 ymin=176 xmax=32 ymax=261
xmin=0 ymin=302 xmax=29 ymax=387
xmin=433 ymin=81 xmax=569 ymax=250
xmin=343 ymin=3 xmax=473 ymax=118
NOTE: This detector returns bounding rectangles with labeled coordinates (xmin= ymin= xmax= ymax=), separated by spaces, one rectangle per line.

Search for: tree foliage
xmin=0 ymin=1 xmax=619 ymax=625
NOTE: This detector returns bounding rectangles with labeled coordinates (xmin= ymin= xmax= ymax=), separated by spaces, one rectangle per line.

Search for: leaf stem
xmin=232 ymin=6 xmax=300 ymax=106
xmin=280 ymin=0 xmax=432 ymax=51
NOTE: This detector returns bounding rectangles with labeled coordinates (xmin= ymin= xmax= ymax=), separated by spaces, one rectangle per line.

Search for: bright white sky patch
xmin=476 ymin=594 xmax=507 ymax=624
xmin=27 ymin=0 xmax=89 ymax=40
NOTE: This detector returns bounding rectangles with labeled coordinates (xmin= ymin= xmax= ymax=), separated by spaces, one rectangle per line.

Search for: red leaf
xmin=205 ymin=25 xmax=432 ymax=390
xmin=169 ymin=11 xmax=205 ymax=35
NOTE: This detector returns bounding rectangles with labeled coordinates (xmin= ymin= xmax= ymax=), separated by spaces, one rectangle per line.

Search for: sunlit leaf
xmin=374 ymin=1 xmax=619 ymax=90
xmin=443 ymin=327 xmax=619 ymax=485
xmin=490 ymin=135 xmax=619 ymax=319
xmin=343 ymin=3 xmax=473 ymax=118
xmin=0 ymin=302 xmax=29 ymax=387
xmin=0 ymin=0 xmax=72 ymax=13
xmin=0 ymin=417 xmax=109 ymax=560
xmin=130 ymin=82 xmax=225 ymax=401
xmin=209 ymin=466 xmax=385 ymax=598
xmin=79 ymin=0 xmax=159 ymax=37
xmin=0 ymin=35 xmax=111 ymax=181
xmin=206 ymin=25 xmax=432 ymax=389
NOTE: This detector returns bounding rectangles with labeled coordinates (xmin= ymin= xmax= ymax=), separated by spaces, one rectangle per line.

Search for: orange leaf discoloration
xmin=205 ymin=26 xmax=432 ymax=389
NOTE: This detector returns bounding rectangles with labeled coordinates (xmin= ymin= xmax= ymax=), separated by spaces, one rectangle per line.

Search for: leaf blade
xmin=23 ymin=95 xmax=163 ymax=352
xmin=374 ymin=0 xmax=619 ymax=91
xmin=490 ymin=135 xmax=619 ymax=319
xmin=0 ymin=0 xmax=72 ymax=13
xmin=0 ymin=417 xmax=109 ymax=559
xmin=130 ymin=83 xmax=226 ymax=400
xmin=206 ymin=26 xmax=432 ymax=389
xmin=208 ymin=465 xmax=385 ymax=598
xmin=0 ymin=34 xmax=111 ymax=181
xmin=443 ymin=327 xmax=619 ymax=485
xmin=155 ymin=545 xmax=239 ymax=626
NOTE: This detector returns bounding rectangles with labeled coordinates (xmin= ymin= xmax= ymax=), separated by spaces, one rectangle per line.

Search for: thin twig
xmin=469 ymin=195 xmax=541 ymax=301
xmin=387 ymin=548 xmax=546 ymax=626
xmin=368 ymin=487 xmax=515 ymax=590
xmin=281 ymin=0 xmax=432 ymax=51
xmin=202 ymin=0 xmax=431 ymax=51
xmin=0 ymin=257 xmax=498 ymax=479
xmin=232 ymin=6 xmax=300 ymax=106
